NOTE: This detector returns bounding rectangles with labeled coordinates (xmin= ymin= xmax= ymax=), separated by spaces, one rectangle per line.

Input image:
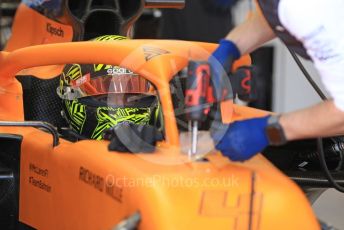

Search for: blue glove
xmin=214 ymin=116 xmax=271 ymax=161
xmin=211 ymin=39 xmax=241 ymax=67
xmin=208 ymin=39 xmax=241 ymax=100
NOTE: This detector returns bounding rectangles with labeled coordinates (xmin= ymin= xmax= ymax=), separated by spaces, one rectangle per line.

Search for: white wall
xmin=270 ymin=39 xmax=329 ymax=113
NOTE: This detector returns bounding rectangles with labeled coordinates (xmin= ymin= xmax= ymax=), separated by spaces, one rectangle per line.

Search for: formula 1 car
xmin=0 ymin=1 xmax=342 ymax=229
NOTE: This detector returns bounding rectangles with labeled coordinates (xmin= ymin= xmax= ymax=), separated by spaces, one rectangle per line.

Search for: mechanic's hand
xmin=213 ymin=116 xmax=270 ymax=161
xmin=208 ymin=39 xmax=241 ymax=101
xmin=210 ymin=39 xmax=240 ymax=68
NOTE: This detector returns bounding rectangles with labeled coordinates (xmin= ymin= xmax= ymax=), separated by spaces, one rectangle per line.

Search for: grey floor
xmin=313 ymin=189 xmax=344 ymax=229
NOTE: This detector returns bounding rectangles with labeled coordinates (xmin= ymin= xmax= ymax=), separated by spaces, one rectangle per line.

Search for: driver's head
xmin=57 ymin=35 xmax=160 ymax=139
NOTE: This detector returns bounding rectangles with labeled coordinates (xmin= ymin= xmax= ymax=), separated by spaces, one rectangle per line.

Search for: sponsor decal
xmin=28 ymin=163 xmax=52 ymax=193
xmin=29 ymin=177 xmax=52 ymax=192
xmin=107 ymin=66 xmax=133 ymax=75
xmin=70 ymin=73 xmax=90 ymax=87
xmin=46 ymin=23 xmax=64 ymax=37
xmin=93 ymin=64 xmax=133 ymax=75
xmin=143 ymin=46 xmax=169 ymax=61
xmin=79 ymin=166 xmax=123 ymax=202
xmin=79 ymin=166 xmax=104 ymax=192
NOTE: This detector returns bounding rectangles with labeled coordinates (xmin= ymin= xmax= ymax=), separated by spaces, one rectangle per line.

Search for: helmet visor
xmin=58 ymin=69 xmax=155 ymax=100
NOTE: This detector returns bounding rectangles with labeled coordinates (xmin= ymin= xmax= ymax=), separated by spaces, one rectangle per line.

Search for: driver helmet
xmin=57 ymin=35 xmax=160 ymax=140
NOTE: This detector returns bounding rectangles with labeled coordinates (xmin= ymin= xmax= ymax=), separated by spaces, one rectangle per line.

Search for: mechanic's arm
xmin=215 ymin=0 xmax=344 ymax=161
xmin=225 ymin=10 xmax=276 ymax=55
xmin=278 ymin=0 xmax=344 ymax=139
xmin=211 ymin=9 xmax=275 ymax=66
xmin=280 ymin=101 xmax=344 ymax=140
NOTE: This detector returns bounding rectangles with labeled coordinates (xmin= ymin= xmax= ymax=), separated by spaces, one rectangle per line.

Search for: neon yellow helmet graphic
xmin=57 ymin=35 xmax=160 ymax=140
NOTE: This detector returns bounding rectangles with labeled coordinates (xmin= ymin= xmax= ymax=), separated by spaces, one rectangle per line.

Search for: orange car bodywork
xmin=0 ymin=39 xmax=319 ymax=230
xmin=0 ymin=5 xmax=319 ymax=228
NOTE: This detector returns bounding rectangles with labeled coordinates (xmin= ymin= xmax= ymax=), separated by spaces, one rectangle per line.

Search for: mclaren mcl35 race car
xmin=0 ymin=0 xmax=343 ymax=230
